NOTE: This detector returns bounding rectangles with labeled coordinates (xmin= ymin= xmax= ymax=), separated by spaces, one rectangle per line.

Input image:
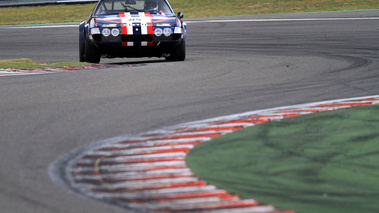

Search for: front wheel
xmin=166 ymin=40 xmax=185 ymax=61
xmin=85 ymin=39 xmax=100 ymax=63
xmin=79 ymin=35 xmax=85 ymax=62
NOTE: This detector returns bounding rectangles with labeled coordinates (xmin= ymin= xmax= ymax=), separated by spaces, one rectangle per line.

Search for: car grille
xmin=122 ymin=35 xmax=153 ymax=42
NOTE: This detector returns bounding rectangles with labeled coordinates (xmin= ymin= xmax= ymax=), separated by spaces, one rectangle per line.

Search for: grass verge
xmin=171 ymin=0 xmax=379 ymax=18
xmin=1 ymin=0 xmax=379 ymax=25
xmin=186 ymin=104 xmax=379 ymax=213
xmin=0 ymin=58 xmax=87 ymax=69
xmin=0 ymin=3 xmax=96 ymax=25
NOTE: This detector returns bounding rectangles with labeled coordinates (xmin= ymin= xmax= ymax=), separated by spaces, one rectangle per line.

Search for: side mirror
xmin=177 ymin=12 xmax=184 ymax=19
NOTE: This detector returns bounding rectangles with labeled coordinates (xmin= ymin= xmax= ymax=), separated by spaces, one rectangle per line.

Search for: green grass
xmin=0 ymin=3 xmax=96 ymax=25
xmin=1 ymin=0 xmax=379 ymax=25
xmin=186 ymin=104 xmax=379 ymax=213
xmin=0 ymin=58 xmax=87 ymax=69
xmin=170 ymin=0 xmax=379 ymax=18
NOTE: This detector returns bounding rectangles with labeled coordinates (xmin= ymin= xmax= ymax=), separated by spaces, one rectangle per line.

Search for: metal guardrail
xmin=0 ymin=0 xmax=98 ymax=7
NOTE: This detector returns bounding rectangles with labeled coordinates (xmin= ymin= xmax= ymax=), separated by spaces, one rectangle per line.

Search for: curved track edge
xmin=49 ymin=95 xmax=379 ymax=213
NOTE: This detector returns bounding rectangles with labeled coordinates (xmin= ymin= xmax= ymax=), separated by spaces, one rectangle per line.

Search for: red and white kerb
xmin=53 ymin=95 xmax=379 ymax=213
xmin=119 ymin=12 xmax=153 ymax=47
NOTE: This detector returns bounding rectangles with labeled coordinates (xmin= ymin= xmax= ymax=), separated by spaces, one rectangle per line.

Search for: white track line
xmin=2 ymin=17 xmax=379 ymax=29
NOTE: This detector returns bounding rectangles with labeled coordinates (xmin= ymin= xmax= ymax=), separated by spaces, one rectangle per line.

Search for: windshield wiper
xmin=121 ymin=3 xmax=143 ymax=12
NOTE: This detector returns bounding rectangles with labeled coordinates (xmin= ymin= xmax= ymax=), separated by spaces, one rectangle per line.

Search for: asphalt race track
xmin=1 ymin=11 xmax=379 ymax=213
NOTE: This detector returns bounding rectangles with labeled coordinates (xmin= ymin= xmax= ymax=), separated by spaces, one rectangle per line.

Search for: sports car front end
xmin=79 ymin=0 xmax=186 ymax=63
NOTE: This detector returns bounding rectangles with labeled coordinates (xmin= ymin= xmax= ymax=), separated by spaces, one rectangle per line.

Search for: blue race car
xmin=79 ymin=0 xmax=186 ymax=63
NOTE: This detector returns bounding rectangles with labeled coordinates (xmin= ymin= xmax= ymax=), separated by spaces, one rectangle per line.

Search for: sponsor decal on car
xmin=102 ymin=24 xmax=118 ymax=27
xmin=119 ymin=12 xmax=153 ymax=46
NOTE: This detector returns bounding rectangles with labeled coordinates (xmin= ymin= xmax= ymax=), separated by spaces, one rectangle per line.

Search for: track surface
xmin=1 ymin=11 xmax=379 ymax=213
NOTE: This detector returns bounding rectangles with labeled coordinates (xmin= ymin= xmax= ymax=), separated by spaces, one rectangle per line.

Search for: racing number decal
xmin=119 ymin=12 xmax=153 ymax=47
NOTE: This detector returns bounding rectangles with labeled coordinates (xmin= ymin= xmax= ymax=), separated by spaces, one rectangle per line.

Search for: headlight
xmin=163 ymin=28 xmax=172 ymax=37
xmin=154 ymin=28 xmax=163 ymax=37
xmin=111 ymin=28 xmax=120 ymax=37
xmin=174 ymin=26 xmax=183 ymax=34
xmin=102 ymin=28 xmax=110 ymax=37
xmin=90 ymin=28 xmax=101 ymax=35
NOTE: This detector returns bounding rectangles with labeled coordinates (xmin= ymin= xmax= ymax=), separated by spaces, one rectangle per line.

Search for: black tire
xmin=166 ymin=40 xmax=185 ymax=61
xmin=85 ymin=38 xmax=100 ymax=63
xmin=79 ymin=35 xmax=85 ymax=62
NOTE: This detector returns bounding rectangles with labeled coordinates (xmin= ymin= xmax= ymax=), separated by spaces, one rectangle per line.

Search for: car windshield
xmin=95 ymin=0 xmax=174 ymax=15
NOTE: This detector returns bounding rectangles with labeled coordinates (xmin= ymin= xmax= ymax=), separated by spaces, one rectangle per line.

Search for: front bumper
xmin=89 ymin=33 xmax=184 ymax=58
